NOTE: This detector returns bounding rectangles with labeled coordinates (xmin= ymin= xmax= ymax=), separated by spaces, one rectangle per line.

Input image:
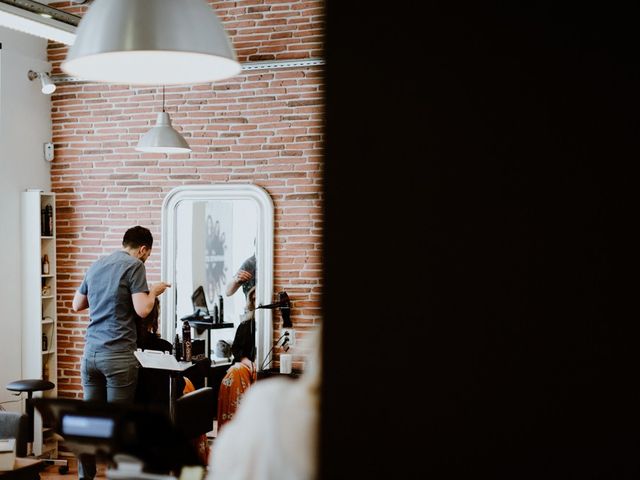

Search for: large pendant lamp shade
xmin=62 ymin=0 xmax=241 ymax=85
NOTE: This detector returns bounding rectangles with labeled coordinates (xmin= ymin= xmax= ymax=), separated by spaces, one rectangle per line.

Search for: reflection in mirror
xmin=161 ymin=185 xmax=274 ymax=370
xmin=175 ymin=199 xmax=257 ymax=327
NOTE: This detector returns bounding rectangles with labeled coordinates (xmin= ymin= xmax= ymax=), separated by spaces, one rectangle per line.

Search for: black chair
xmin=174 ymin=386 xmax=214 ymax=452
xmin=184 ymin=357 xmax=211 ymax=390
xmin=5 ymin=379 xmax=69 ymax=473
xmin=0 ymin=411 xmax=29 ymax=457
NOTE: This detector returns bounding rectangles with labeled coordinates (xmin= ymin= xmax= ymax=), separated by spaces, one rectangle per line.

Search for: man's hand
xmin=234 ymin=270 xmax=253 ymax=283
xmin=226 ymin=270 xmax=253 ymax=296
xmin=150 ymin=282 xmax=171 ymax=296
xmin=133 ymin=282 xmax=171 ymax=318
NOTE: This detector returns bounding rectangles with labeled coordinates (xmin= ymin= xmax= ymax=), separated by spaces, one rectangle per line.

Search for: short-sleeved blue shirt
xmin=79 ymin=250 xmax=149 ymax=353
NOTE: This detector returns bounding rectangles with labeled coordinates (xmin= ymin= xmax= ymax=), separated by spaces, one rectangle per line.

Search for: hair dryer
xmin=256 ymin=291 xmax=292 ymax=328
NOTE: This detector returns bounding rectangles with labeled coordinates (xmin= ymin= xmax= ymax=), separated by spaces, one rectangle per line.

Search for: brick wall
xmin=48 ymin=0 xmax=324 ymax=398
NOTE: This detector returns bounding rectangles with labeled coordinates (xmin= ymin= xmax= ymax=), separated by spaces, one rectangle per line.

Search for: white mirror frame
xmin=160 ymin=184 xmax=274 ymax=369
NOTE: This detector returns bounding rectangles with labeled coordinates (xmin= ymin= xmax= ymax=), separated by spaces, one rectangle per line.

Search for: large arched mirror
xmin=160 ymin=185 xmax=274 ymax=369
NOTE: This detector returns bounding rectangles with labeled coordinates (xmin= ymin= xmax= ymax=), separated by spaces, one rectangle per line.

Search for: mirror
xmin=160 ymin=185 xmax=274 ymax=369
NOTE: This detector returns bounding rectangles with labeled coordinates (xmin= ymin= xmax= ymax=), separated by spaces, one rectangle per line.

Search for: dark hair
xmin=123 ymin=226 xmax=153 ymax=249
xmin=136 ymin=299 xmax=159 ymax=348
xmin=231 ymin=319 xmax=256 ymax=362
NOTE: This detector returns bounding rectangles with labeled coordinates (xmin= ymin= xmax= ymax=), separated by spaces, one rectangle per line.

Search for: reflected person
xmin=225 ymin=253 xmax=256 ymax=300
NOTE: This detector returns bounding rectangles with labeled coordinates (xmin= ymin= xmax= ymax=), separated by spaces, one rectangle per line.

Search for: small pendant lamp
xmin=62 ymin=0 xmax=241 ymax=85
xmin=136 ymin=87 xmax=191 ymax=154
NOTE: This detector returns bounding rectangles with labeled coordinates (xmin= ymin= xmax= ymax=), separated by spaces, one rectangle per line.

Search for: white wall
xmin=0 ymin=26 xmax=52 ymax=412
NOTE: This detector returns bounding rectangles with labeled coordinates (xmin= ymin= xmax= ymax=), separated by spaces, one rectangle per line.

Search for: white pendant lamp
xmin=62 ymin=0 xmax=241 ymax=85
xmin=136 ymin=87 xmax=191 ymax=154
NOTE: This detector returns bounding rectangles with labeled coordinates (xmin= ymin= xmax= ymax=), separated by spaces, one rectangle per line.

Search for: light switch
xmin=44 ymin=142 xmax=54 ymax=162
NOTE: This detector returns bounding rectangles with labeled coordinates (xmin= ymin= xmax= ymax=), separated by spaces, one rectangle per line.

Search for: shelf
xmin=23 ymin=190 xmax=58 ymax=458
xmin=190 ymin=320 xmax=234 ymax=330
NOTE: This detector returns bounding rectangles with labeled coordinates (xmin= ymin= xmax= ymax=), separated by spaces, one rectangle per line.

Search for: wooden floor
xmin=40 ymin=458 xmax=107 ymax=480
xmin=39 ymin=428 xmax=217 ymax=479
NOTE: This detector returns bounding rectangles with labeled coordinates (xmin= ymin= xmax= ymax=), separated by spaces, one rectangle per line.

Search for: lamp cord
xmin=162 ymin=85 xmax=165 ymax=113
xmin=260 ymin=332 xmax=288 ymax=371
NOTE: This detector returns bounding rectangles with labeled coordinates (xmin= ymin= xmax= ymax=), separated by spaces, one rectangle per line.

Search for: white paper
xmin=134 ymin=349 xmax=192 ymax=372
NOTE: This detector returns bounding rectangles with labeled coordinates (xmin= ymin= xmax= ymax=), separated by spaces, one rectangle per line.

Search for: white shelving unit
xmin=21 ymin=190 xmax=58 ymax=458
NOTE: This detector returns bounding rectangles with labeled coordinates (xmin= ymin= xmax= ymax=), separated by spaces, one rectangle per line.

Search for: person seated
xmin=216 ymin=317 xmax=257 ymax=432
xmin=240 ymin=285 xmax=256 ymax=322
xmin=135 ymin=299 xmax=178 ymax=409
xmin=208 ymin=328 xmax=320 ymax=479
xmin=135 ymin=300 xmax=210 ymax=464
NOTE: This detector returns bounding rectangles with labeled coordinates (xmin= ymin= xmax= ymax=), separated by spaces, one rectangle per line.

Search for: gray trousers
xmin=78 ymin=350 xmax=139 ymax=480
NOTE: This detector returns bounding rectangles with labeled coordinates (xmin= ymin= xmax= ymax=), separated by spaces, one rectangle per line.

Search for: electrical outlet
xmin=284 ymin=329 xmax=296 ymax=347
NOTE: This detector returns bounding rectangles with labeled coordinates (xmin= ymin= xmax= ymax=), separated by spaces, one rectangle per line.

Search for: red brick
xmin=48 ymin=0 xmax=324 ymax=397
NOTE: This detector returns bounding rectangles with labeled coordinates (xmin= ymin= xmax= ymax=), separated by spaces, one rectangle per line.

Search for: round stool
xmin=6 ymin=379 xmax=68 ymax=473
xmin=6 ymin=379 xmax=54 ymax=449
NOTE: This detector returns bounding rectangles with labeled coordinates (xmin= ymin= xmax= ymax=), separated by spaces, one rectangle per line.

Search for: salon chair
xmin=184 ymin=357 xmax=211 ymax=390
xmin=136 ymin=357 xmax=212 ymax=413
xmin=174 ymin=386 xmax=214 ymax=463
xmin=0 ymin=411 xmax=29 ymax=457
xmin=5 ymin=379 xmax=69 ymax=473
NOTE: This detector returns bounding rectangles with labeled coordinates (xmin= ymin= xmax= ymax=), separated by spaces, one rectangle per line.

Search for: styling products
xmin=174 ymin=334 xmax=183 ymax=361
xmin=213 ymin=304 xmax=219 ymax=324
xmin=218 ymin=295 xmax=224 ymax=323
xmin=42 ymin=333 xmax=48 ymax=352
xmin=41 ymin=208 xmax=46 ymax=236
xmin=42 ymin=254 xmax=50 ymax=275
xmin=182 ymin=321 xmax=192 ymax=362
xmin=46 ymin=205 xmax=53 ymax=236
xmin=42 ymin=204 xmax=53 ymax=236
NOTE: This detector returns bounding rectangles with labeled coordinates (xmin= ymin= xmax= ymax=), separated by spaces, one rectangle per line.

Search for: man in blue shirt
xmin=72 ymin=226 xmax=170 ymax=480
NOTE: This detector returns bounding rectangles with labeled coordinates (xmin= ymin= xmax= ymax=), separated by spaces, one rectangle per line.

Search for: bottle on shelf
xmin=41 ymin=204 xmax=53 ymax=236
xmin=41 ymin=208 xmax=46 ymax=236
xmin=174 ymin=334 xmax=182 ymax=361
xmin=42 ymin=254 xmax=50 ymax=275
xmin=46 ymin=205 xmax=53 ymax=236
xmin=42 ymin=333 xmax=48 ymax=352
xmin=218 ymin=295 xmax=224 ymax=323
xmin=182 ymin=321 xmax=192 ymax=362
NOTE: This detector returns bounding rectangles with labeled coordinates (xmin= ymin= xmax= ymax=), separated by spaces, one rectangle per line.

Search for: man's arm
xmin=225 ymin=270 xmax=253 ymax=296
xmin=72 ymin=290 xmax=89 ymax=312
xmin=132 ymin=282 xmax=171 ymax=318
